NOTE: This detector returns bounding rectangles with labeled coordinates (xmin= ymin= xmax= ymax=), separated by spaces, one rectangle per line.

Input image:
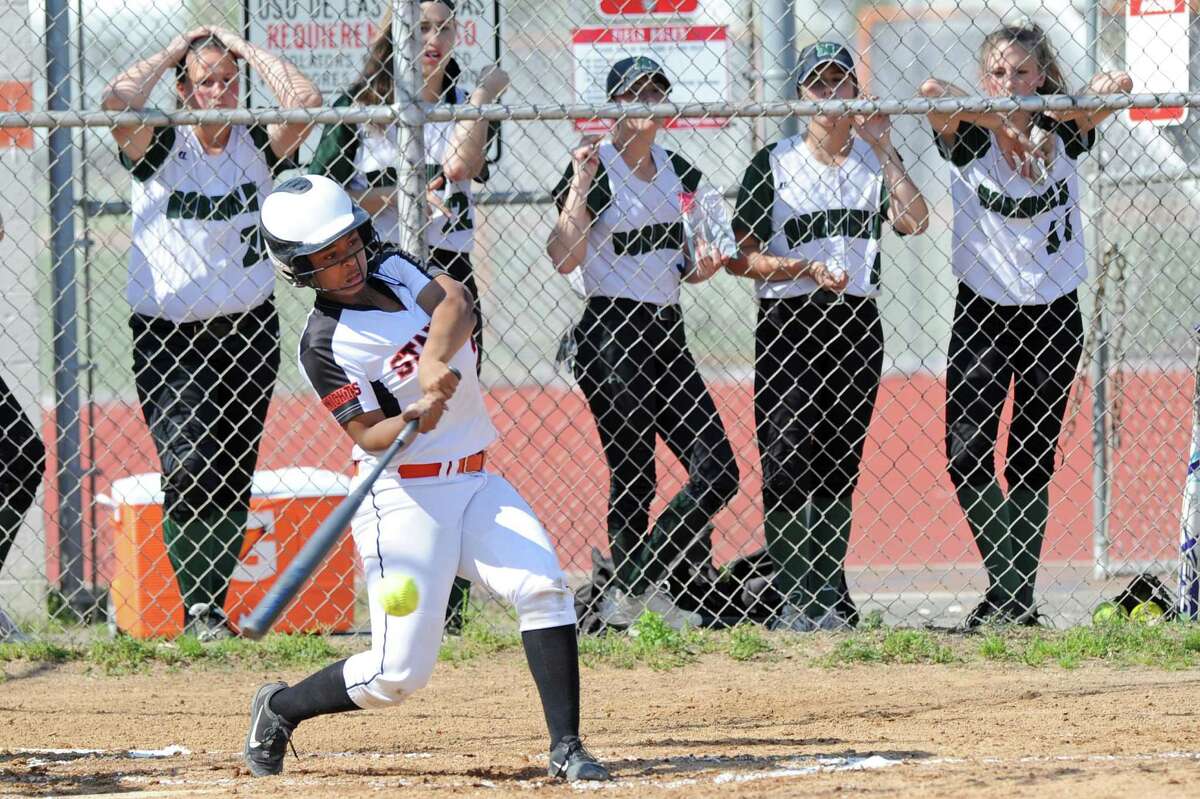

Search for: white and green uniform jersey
xmin=552 ymin=142 xmax=702 ymax=306
xmin=936 ymin=116 xmax=1093 ymax=306
xmin=309 ymin=86 xmax=493 ymax=253
xmin=735 ymin=136 xmax=889 ymax=301
xmin=121 ymin=125 xmax=285 ymax=322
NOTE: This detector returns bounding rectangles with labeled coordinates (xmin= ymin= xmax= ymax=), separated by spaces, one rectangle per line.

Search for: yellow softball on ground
xmin=378 ymin=575 xmax=420 ymax=617
xmin=1091 ymin=601 xmax=1126 ymax=625
xmin=1130 ymin=600 xmax=1165 ymax=625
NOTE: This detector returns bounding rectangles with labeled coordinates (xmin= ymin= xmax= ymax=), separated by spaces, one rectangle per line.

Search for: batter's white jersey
xmin=298 ymin=249 xmax=496 ymax=469
xmin=938 ymin=117 xmax=1092 ymax=306
xmin=123 ymin=124 xmax=283 ymax=321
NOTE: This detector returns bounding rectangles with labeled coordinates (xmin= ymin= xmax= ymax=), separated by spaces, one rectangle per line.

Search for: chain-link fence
xmin=1 ymin=0 xmax=1197 ymax=643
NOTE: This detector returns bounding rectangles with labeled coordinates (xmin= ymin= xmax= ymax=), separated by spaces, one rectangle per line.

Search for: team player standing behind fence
xmin=102 ymin=26 xmax=321 ymax=640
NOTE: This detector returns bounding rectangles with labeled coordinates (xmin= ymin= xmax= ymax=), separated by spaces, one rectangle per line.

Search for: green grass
xmin=0 ymin=631 xmax=343 ymax=675
xmin=822 ymin=629 xmax=958 ymax=666
xmin=975 ymin=619 xmax=1200 ymax=670
xmin=6 ymin=619 xmax=1200 ymax=675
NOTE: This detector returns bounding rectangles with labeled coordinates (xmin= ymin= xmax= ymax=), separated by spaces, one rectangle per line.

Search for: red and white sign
xmin=245 ymin=0 xmax=500 ymax=106
xmin=1126 ymin=0 xmax=1189 ymax=125
xmin=598 ymin=0 xmax=700 ymax=16
xmin=572 ymin=26 xmax=730 ymax=132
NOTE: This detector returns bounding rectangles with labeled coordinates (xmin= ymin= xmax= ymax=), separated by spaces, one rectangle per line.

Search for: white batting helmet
xmin=260 ymin=174 xmax=374 ymax=287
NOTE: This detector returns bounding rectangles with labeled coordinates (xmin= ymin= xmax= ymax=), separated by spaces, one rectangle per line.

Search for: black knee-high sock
xmin=521 ymin=625 xmax=580 ymax=747
xmin=269 ymin=658 xmax=359 ymax=724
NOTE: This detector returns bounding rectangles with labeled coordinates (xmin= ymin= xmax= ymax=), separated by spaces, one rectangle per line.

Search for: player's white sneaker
xmin=0 ymin=607 xmax=28 ymax=643
xmin=548 ymin=735 xmax=610 ymax=781
xmin=639 ymin=589 xmax=702 ymax=630
xmin=186 ymin=603 xmax=231 ymax=642
xmin=768 ymin=602 xmax=818 ymax=633
xmin=595 ymin=589 xmax=644 ymax=629
xmin=243 ymin=682 xmax=296 ymax=777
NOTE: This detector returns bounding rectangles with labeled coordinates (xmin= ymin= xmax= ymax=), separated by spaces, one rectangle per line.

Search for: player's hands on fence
xmin=1088 ymin=71 xmax=1133 ymax=96
xmin=474 ymin=65 xmax=510 ymax=102
xmin=570 ymin=136 xmax=602 ymax=187
xmin=810 ymin=260 xmax=849 ymax=292
xmin=853 ymin=96 xmax=892 ymax=152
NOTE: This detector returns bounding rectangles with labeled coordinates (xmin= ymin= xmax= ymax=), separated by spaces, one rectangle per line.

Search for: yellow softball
xmin=378 ymin=575 xmax=420 ymax=617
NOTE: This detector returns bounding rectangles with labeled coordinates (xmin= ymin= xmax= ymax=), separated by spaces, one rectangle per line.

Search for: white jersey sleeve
xmin=298 ymin=311 xmax=379 ymax=425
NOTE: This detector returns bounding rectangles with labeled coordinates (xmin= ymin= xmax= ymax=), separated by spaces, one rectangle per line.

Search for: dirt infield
xmin=2 ymin=650 xmax=1196 ymax=798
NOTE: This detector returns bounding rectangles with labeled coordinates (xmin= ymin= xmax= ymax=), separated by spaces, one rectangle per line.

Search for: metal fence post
xmin=45 ymin=0 xmax=87 ymax=614
xmin=760 ymin=0 xmax=797 ymax=140
xmin=395 ymin=0 xmax=428 ymax=260
xmin=1086 ymin=0 xmax=1111 ymax=579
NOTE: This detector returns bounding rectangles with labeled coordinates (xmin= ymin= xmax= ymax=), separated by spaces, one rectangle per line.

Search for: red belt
xmin=397 ymin=451 xmax=486 ymax=479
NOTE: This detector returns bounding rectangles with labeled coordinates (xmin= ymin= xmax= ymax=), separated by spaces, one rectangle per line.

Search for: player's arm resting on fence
xmin=547 ymin=136 xmax=604 ymax=274
xmin=1042 ymin=71 xmax=1133 ymax=134
xmin=101 ymin=27 xmax=210 ymax=161
xmin=853 ymin=105 xmax=929 ymax=236
xmin=210 ymin=28 xmax=323 ymax=159
xmin=919 ymin=78 xmax=1039 ymax=156
xmin=726 ymin=146 xmax=847 ymax=290
xmin=443 ymin=66 xmax=508 ymax=183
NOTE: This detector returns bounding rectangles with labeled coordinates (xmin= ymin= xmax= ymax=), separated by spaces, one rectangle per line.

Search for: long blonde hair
xmin=980 ymin=23 xmax=1068 ymax=95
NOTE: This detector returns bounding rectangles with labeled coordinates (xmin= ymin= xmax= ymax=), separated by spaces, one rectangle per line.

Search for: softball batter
xmin=920 ymin=24 xmax=1130 ymax=628
xmin=731 ymin=43 xmax=928 ymax=631
xmin=546 ymin=57 xmax=739 ymax=629
xmin=245 ymin=175 xmax=609 ymax=782
xmin=102 ymin=26 xmax=320 ymax=639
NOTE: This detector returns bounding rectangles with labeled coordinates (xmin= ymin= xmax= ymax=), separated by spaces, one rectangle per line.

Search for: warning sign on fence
xmin=1126 ymin=0 xmax=1189 ymax=125
xmin=572 ymin=25 xmax=730 ymax=132
xmin=245 ymin=0 xmax=501 ymax=106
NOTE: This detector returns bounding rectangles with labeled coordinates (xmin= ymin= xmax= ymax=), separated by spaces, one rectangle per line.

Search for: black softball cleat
xmin=548 ymin=735 xmax=610 ymax=782
xmin=243 ymin=682 xmax=296 ymax=777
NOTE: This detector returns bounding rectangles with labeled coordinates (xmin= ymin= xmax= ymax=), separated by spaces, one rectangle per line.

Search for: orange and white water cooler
xmin=106 ymin=468 xmax=358 ymax=638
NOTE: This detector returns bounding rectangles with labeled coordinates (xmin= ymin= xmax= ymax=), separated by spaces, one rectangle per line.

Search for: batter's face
xmin=178 ymin=47 xmax=239 ymax=110
xmin=982 ymin=42 xmax=1045 ymax=97
xmin=420 ymin=1 xmax=457 ymax=81
xmin=310 ymin=230 xmax=369 ymax=299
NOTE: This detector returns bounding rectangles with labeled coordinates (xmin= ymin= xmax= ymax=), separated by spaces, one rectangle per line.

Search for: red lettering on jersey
xmin=321 ymin=382 xmax=361 ymax=411
xmin=389 ymin=324 xmax=433 ymax=379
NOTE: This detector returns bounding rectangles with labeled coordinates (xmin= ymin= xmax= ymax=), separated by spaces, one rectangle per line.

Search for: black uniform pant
xmin=131 ymin=300 xmax=280 ymax=613
xmin=945 ymin=284 xmax=1083 ymax=492
xmin=0 ymin=375 xmax=45 ymax=572
xmin=754 ymin=292 xmax=884 ymax=510
xmin=572 ymin=297 xmax=739 ymax=595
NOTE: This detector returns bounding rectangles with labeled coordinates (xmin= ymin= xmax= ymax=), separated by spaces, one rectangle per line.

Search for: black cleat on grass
xmin=548 ymin=735 xmax=610 ymax=781
xmin=243 ymin=682 xmax=296 ymax=777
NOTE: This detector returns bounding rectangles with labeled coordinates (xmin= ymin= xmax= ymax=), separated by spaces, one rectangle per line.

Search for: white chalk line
xmin=7 ymin=747 xmax=1200 ymax=794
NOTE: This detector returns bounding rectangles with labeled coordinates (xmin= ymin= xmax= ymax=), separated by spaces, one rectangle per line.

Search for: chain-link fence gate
xmin=0 ymin=0 xmax=1197 ymax=643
